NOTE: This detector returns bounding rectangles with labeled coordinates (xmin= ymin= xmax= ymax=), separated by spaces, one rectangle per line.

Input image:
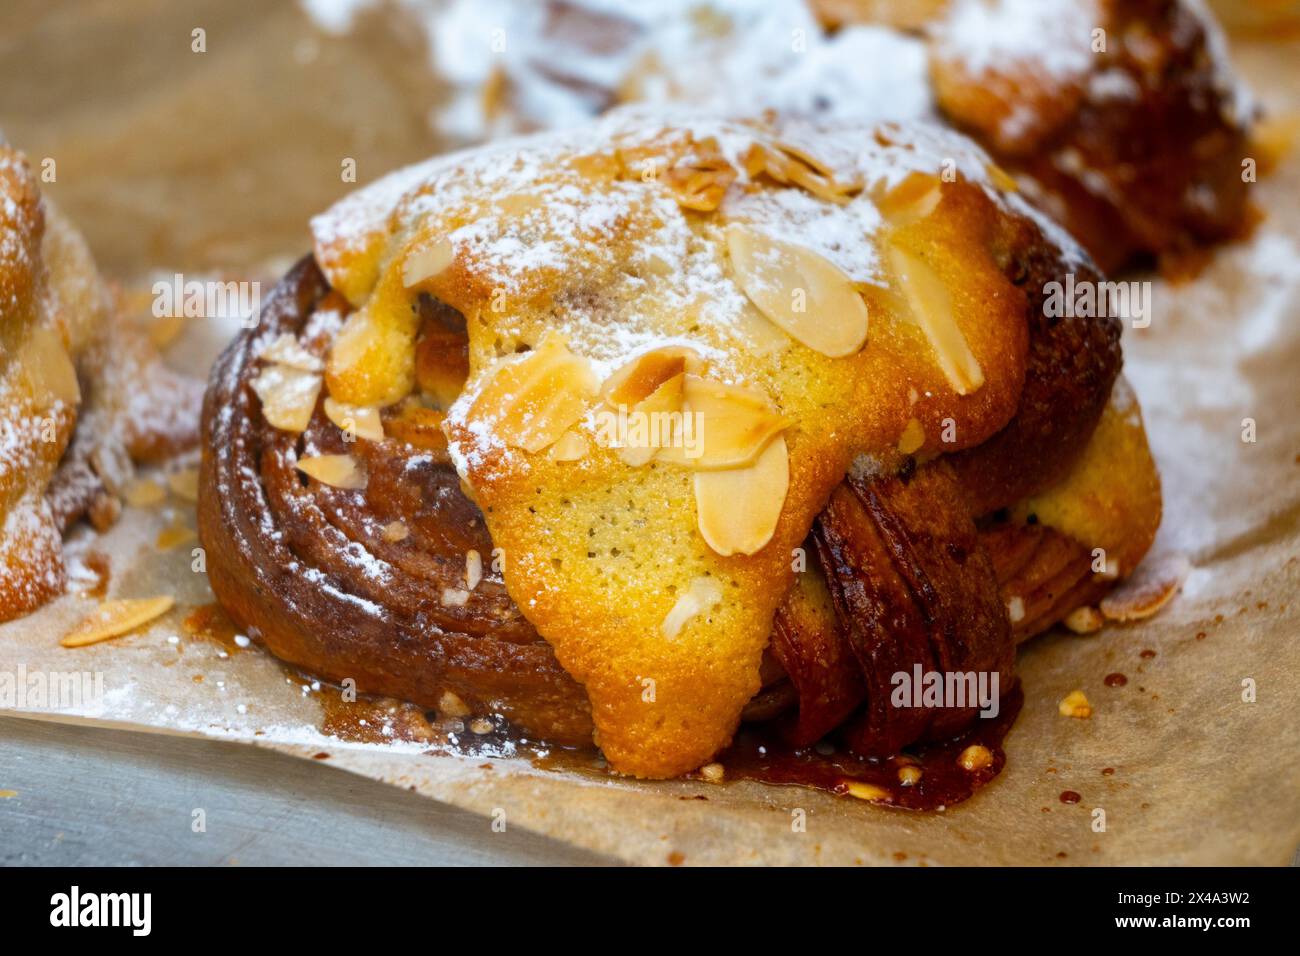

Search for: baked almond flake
xmin=466 ymin=336 xmax=598 ymax=454
xmin=156 ymin=523 xmax=197 ymax=551
xmin=726 ymin=224 xmax=868 ymax=359
xmin=658 ymin=375 xmax=786 ymax=470
xmin=694 ymin=435 xmax=788 ymax=556
xmin=1099 ymin=552 xmax=1189 ymax=622
xmin=166 ymin=468 xmax=200 ymax=502
xmin=402 ymin=238 xmax=454 ymax=288
xmin=257 ymin=332 xmax=323 ymax=371
xmin=296 ymin=454 xmax=367 ymax=490
xmin=843 ymin=781 xmax=891 ymax=802
xmin=547 ymin=429 xmax=590 ymax=462
xmin=123 ymin=478 xmax=166 ymax=509
xmin=61 ymin=596 xmax=175 ymax=648
xmin=897 ymin=418 xmax=925 ymax=455
xmin=324 ymin=397 xmax=385 ymax=442
xmin=665 ymin=156 xmax=737 ymax=212
xmin=985 ymin=162 xmax=1020 ymax=193
xmin=251 ymin=364 xmax=321 ymax=432
xmin=22 ymin=325 xmax=81 ymax=408
xmin=744 ymin=142 xmax=860 ymax=205
xmin=600 ymin=346 xmax=702 ymax=408
xmin=887 ymin=244 xmax=984 ymax=395
xmin=661 ymin=576 xmax=724 ymax=638
xmin=465 ymin=549 xmax=483 ymax=590
xmin=877 ymin=172 xmax=943 ymax=227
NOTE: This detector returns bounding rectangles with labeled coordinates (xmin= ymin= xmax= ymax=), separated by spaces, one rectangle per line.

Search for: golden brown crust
xmin=198 ymin=259 xmax=594 ymax=745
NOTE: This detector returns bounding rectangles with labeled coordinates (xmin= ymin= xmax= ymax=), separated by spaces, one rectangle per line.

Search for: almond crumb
xmin=439 ymin=690 xmax=470 ymax=718
xmin=1064 ymin=606 xmax=1104 ymax=634
xmin=958 ymin=744 xmax=993 ymax=771
xmin=699 ymin=762 xmax=726 ymax=783
xmin=123 ymin=478 xmax=166 ymax=509
xmin=441 ymin=587 xmax=470 ymax=607
xmin=1006 ymin=595 xmax=1026 ymax=623
xmin=1059 ymin=690 xmax=1092 ymax=719
xmin=381 ymin=520 xmax=409 ymax=542
xmin=843 ymin=780 xmax=891 ymax=802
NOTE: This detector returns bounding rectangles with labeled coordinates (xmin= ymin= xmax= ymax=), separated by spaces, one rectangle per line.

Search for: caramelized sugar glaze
xmin=199 ymin=112 xmax=1161 ymax=798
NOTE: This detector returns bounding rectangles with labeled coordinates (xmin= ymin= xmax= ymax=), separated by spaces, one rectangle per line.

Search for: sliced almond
xmin=167 ymin=468 xmax=200 ymax=502
xmin=877 ymin=172 xmax=943 ymax=227
xmin=548 ymin=429 xmax=590 ymax=462
xmin=441 ymin=587 xmax=470 ymax=607
xmin=61 ymin=596 xmax=175 ymax=648
xmin=985 ymin=162 xmax=1019 ymax=193
xmin=466 ymin=336 xmax=598 ymax=454
xmin=123 ymin=478 xmax=166 ymax=509
xmin=402 ymin=238 xmax=454 ymax=288
xmin=257 ymin=332 xmax=323 ymax=371
xmin=156 ymin=523 xmax=197 ymax=551
xmin=726 ymin=224 xmax=868 ymax=358
xmin=251 ymin=364 xmax=321 ymax=432
xmin=1099 ymin=552 xmax=1189 ymax=622
xmin=465 ymin=549 xmax=483 ymax=590
xmin=324 ymin=397 xmax=385 ymax=442
xmin=659 ymin=375 xmax=786 ymax=470
xmin=887 ymin=244 xmax=984 ymax=395
xmin=897 ymin=417 xmax=925 ymax=455
xmin=296 ymin=454 xmax=367 ymax=490
xmin=661 ymin=575 xmax=724 ymax=638
xmin=600 ymin=346 xmax=702 ymax=408
xmin=22 ymin=325 xmax=81 ymax=408
xmin=694 ymin=434 xmax=788 ymax=556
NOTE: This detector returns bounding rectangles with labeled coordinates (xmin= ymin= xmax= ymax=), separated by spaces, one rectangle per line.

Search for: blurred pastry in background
xmin=314 ymin=0 xmax=1258 ymax=272
xmin=0 ymin=143 xmax=202 ymax=623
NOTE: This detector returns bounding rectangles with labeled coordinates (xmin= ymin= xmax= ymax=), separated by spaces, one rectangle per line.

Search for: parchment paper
xmin=0 ymin=1 xmax=1297 ymax=865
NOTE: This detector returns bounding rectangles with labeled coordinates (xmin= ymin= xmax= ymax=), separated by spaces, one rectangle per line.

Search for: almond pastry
xmin=199 ymin=109 xmax=1163 ymax=793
